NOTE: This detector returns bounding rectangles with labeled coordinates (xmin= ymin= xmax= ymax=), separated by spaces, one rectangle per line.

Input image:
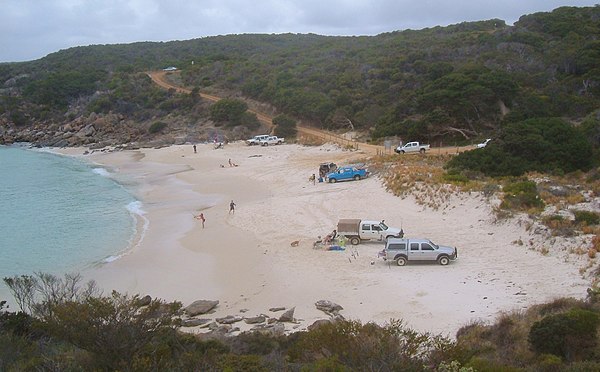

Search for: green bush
xmin=272 ymin=114 xmax=297 ymax=139
xmin=500 ymin=180 xmax=544 ymax=211
xmin=209 ymin=98 xmax=248 ymax=125
xmin=239 ymin=112 xmax=261 ymax=130
xmin=443 ymin=172 xmax=469 ymax=184
xmin=446 ymin=118 xmax=593 ymax=177
xmin=217 ymin=354 xmax=270 ymax=371
xmin=148 ymin=121 xmax=167 ymax=134
xmin=573 ymin=210 xmax=600 ymax=226
xmin=528 ymin=308 xmax=600 ymax=361
xmin=288 ymin=319 xmax=458 ymax=370
xmin=466 ymin=357 xmax=523 ymax=372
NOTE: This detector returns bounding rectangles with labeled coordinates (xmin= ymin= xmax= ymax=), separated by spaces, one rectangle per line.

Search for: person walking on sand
xmin=309 ymin=173 xmax=316 ymax=185
xmin=193 ymin=144 xmax=197 ymax=153
xmin=229 ymin=158 xmax=233 ymax=167
xmin=195 ymin=212 xmax=205 ymax=228
xmin=229 ymin=200 xmax=236 ymax=214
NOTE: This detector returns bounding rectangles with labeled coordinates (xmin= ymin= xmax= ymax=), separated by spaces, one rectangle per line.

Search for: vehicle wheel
xmin=385 ymin=235 xmax=394 ymax=241
xmin=400 ymin=150 xmax=405 ymax=154
xmin=329 ymin=178 xmax=337 ymax=183
xmin=419 ymin=148 xmax=425 ymax=154
xmin=438 ymin=256 xmax=450 ymax=266
xmin=350 ymin=237 xmax=360 ymax=245
xmin=353 ymin=175 xmax=360 ymax=181
xmin=395 ymin=256 xmax=407 ymax=266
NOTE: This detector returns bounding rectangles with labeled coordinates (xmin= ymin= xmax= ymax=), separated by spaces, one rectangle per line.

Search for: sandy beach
xmin=61 ymin=142 xmax=589 ymax=337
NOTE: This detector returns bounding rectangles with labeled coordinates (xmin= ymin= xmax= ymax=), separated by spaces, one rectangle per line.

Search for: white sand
xmin=63 ymin=143 xmax=590 ymax=337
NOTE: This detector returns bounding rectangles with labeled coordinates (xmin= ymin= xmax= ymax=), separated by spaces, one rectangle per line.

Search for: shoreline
xmin=11 ymin=143 xmax=594 ymax=337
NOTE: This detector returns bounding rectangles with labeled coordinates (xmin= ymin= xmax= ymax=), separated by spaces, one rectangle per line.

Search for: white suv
xmin=380 ymin=238 xmax=457 ymax=266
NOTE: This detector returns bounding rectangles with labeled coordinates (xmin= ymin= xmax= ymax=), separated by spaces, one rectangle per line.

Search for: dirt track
xmin=148 ymin=71 xmax=472 ymax=156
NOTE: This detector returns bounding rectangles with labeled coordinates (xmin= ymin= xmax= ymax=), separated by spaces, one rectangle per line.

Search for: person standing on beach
xmin=193 ymin=144 xmax=197 ymax=153
xmin=194 ymin=212 xmax=206 ymax=228
xmin=229 ymin=200 xmax=236 ymax=214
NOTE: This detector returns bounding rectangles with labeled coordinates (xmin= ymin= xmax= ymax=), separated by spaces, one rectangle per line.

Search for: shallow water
xmin=0 ymin=146 xmax=141 ymax=284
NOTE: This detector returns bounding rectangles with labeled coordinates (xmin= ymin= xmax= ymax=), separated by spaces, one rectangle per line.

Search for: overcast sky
xmin=1 ymin=1 xmax=597 ymax=62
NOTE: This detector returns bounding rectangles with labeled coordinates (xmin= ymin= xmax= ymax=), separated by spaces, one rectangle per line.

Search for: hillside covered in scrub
xmin=0 ymin=6 xmax=599 ymax=149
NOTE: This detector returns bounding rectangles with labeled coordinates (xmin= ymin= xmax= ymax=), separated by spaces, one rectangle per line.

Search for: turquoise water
xmin=0 ymin=145 xmax=141 ymax=281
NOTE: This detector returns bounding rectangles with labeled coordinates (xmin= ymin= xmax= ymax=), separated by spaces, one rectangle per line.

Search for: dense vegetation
xmin=1 ymin=6 xmax=599 ymax=148
xmin=4 ymin=273 xmax=600 ymax=370
xmin=446 ymin=117 xmax=595 ymax=177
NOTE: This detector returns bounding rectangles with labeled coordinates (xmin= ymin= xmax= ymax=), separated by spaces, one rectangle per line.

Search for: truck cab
xmin=359 ymin=220 xmax=400 ymax=241
xmin=380 ymin=238 xmax=457 ymax=266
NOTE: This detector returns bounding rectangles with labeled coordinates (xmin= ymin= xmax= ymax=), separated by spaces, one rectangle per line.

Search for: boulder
xmin=216 ymin=315 xmax=243 ymax=324
xmin=315 ymin=300 xmax=343 ymax=315
xmin=278 ymin=307 xmax=295 ymax=322
xmin=251 ymin=322 xmax=285 ymax=337
xmin=185 ymin=300 xmax=219 ymax=316
xmin=181 ymin=318 xmax=212 ymax=327
xmin=136 ymin=295 xmax=152 ymax=307
xmin=308 ymin=319 xmax=332 ymax=331
xmin=244 ymin=315 xmax=266 ymax=324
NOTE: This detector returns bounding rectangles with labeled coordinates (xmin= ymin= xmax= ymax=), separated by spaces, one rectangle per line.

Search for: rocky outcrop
xmin=315 ymin=300 xmax=343 ymax=315
xmin=0 ymin=109 xmax=243 ymax=149
xmin=185 ymin=300 xmax=219 ymax=316
xmin=278 ymin=307 xmax=296 ymax=322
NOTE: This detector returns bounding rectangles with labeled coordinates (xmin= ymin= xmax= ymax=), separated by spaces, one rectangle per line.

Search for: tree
xmin=272 ymin=114 xmax=297 ymax=138
xmin=4 ymin=273 xmax=100 ymax=318
xmin=44 ymin=291 xmax=181 ymax=369
xmin=209 ymin=98 xmax=248 ymax=125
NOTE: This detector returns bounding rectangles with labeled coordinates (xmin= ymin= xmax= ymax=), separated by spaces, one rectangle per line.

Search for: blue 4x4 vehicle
xmin=326 ymin=165 xmax=369 ymax=183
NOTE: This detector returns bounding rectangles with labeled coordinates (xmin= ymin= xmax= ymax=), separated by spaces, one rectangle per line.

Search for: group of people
xmin=313 ymin=229 xmax=346 ymax=250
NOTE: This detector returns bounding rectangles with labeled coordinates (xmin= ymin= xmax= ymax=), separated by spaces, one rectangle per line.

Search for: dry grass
xmin=376 ymin=154 xmax=487 ymax=209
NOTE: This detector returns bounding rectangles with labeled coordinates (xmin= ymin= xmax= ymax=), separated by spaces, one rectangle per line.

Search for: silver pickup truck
xmin=379 ymin=238 xmax=457 ymax=266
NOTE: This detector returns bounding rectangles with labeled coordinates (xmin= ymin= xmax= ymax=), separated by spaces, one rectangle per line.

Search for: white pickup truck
xmin=395 ymin=141 xmax=430 ymax=154
xmin=246 ymin=134 xmax=270 ymax=146
xmin=337 ymin=219 xmax=403 ymax=245
xmin=259 ymin=135 xmax=285 ymax=146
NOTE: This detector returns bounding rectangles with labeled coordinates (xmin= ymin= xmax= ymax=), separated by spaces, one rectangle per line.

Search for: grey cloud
xmin=1 ymin=0 xmax=598 ymax=62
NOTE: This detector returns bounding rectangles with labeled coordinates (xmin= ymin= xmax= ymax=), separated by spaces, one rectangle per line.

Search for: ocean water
xmin=0 ymin=145 xmax=142 ymax=282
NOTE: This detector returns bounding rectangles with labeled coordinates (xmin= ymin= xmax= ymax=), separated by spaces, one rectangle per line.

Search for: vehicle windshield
xmin=379 ymin=222 xmax=388 ymax=230
xmin=428 ymin=240 xmax=439 ymax=249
